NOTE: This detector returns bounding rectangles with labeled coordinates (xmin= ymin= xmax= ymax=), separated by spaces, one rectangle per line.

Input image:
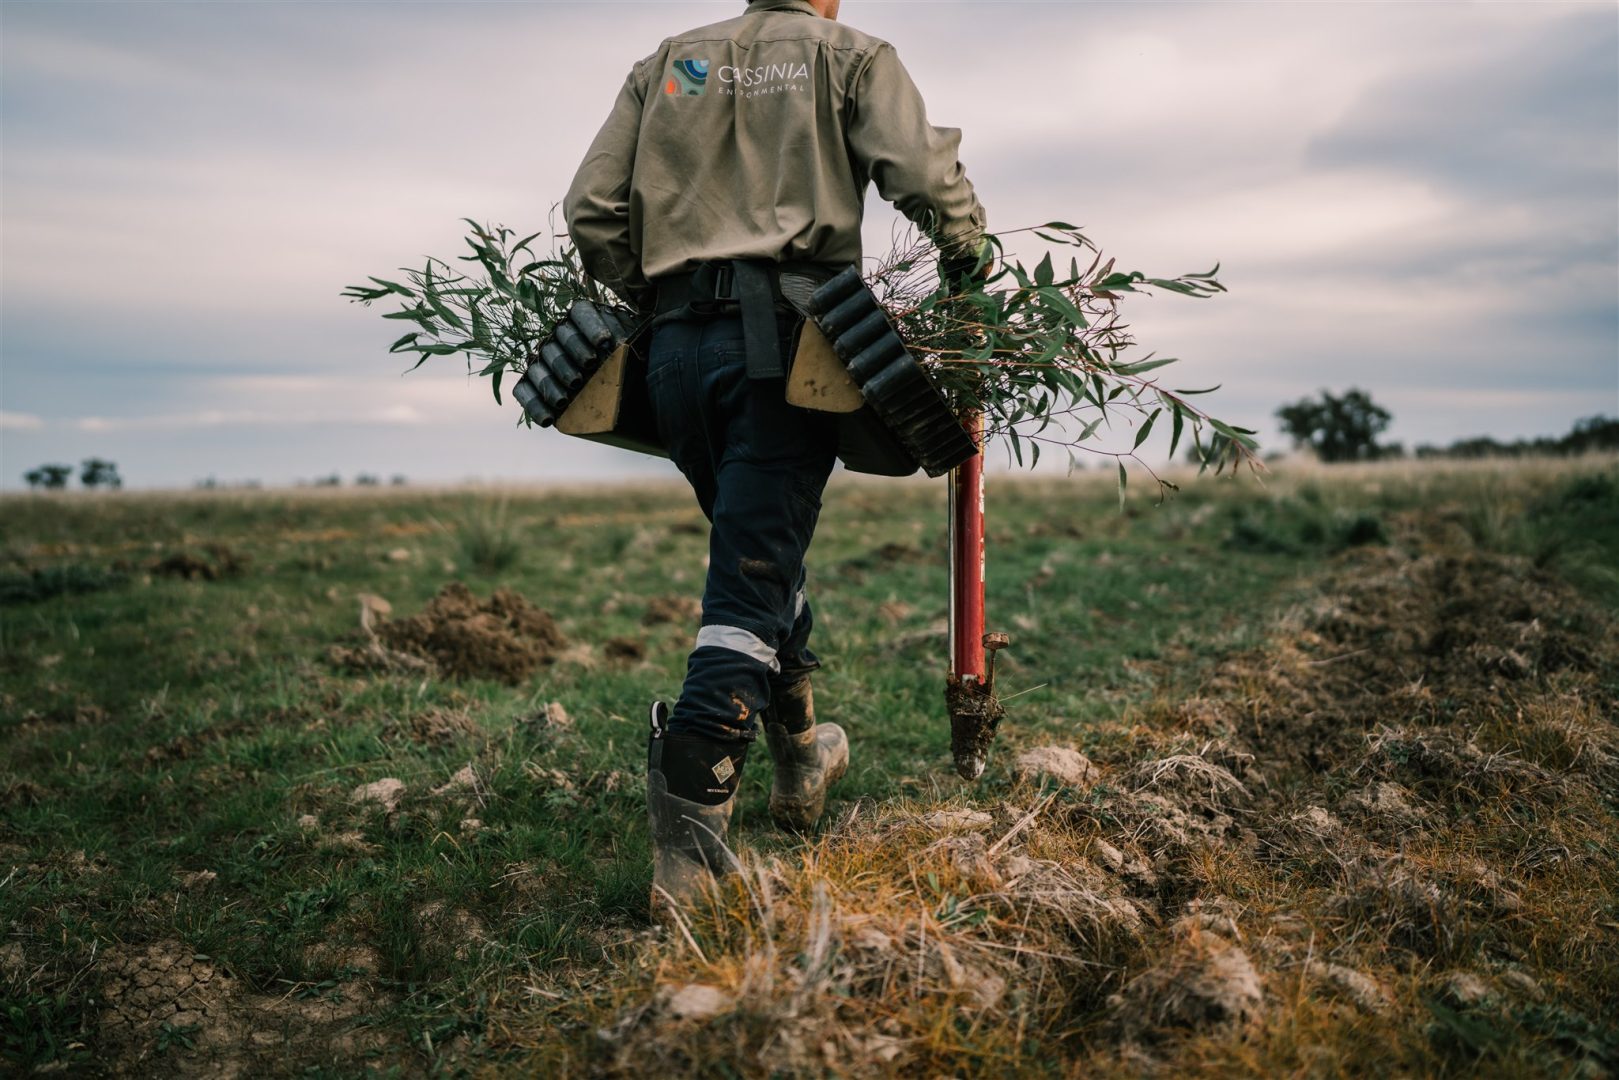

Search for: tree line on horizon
xmin=1269 ymin=388 xmax=1618 ymax=464
xmin=18 ymin=394 xmax=1618 ymax=490
xmin=21 ymin=459 xmax=121 ymax=491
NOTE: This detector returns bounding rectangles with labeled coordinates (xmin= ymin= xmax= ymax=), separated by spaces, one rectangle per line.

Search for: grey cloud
xmin=1308 ymin=10 xmax=1618 ymax=201
xmin=1 ymin=1 xmax=1613 ymax=488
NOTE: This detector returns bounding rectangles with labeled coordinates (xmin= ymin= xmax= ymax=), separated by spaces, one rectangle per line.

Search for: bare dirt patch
xmin=1192 ymin=547 xmax=1614 ymax=774
xmin=837 ymin=541 xmax=932 ymax=583
xmin=604 ymin=637 xmax=648 ymax=664
xmin=1109 ymin=934 xmax=1264 ymax=1040
xmin=350 ymin=777 xmax=406 ymax=814
xmin=331 ymin=582 xmax=567 ymax=684
xmin=1013 ymin=744 xmax=1098 ymax=788
xmin=0 ymin=776 xmax=48 ymax=808
xmin=96 ymin=939 xmax=399 ymax=1076
xmin=325 ymin=637 xmax=434 ymax=678
xmin=395 ymin=706 xmax=479 ymax=747
xmin=642 ymin=595 xmax=702 ymax=626
xmin=149 ymin=545 xmax=248 ymax=582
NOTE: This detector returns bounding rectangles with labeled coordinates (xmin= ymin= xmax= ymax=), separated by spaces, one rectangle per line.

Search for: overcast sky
xmin=2 ymin=0 xmax=1615 ymax=490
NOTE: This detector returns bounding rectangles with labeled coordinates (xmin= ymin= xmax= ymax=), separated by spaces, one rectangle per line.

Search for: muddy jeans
xmin=645 ymin=313 xmax=839 ymax=744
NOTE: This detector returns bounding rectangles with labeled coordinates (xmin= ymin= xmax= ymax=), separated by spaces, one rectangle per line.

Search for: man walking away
xmin=565 ymin=0 xmax=988 ymax=913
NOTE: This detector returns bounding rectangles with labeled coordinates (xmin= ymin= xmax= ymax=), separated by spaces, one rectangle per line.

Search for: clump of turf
xmin=331 ymin=582 xmax=567 ymax=684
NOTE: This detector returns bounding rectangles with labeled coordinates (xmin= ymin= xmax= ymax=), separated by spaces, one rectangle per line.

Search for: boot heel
xmin=765 ymin=722 xmax=849 ymax=832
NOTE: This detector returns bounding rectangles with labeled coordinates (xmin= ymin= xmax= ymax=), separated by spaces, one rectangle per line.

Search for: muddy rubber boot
xmin=646 ymin=703 xmax=747 ymax=913
xmin=762 ymin=678 xmax=849 ymax=832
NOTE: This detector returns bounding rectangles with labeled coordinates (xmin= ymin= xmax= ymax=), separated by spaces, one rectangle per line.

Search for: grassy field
xmin=2 ymin=457 xmax=1616 ymax=1077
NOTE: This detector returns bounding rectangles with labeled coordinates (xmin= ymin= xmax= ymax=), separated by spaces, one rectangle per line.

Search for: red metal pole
xmin=949 ymin=410 xmax=986 ymax=682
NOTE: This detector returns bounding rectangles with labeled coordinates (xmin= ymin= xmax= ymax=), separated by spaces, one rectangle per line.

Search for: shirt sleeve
xmin=845 ymin=44 xmax=988 ymax=257
xmin=564 ymin=64 xmax=649 ymax=304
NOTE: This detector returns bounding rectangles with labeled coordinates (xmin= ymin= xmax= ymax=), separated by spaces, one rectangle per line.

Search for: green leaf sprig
xmin=342 ymin=215 xmax=609 ymax=407
xmin=866 ymin=223 xmax=1260 ymax=494
xmin=346 ymin=216 xmax=1260 ymax=499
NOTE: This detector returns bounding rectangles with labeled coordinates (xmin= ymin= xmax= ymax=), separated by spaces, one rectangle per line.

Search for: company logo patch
xmin=666 ymin=58 xmax=709 ymax=97
xmin=710 ymin=756 xmax=736 ymax=784
xmin=717 ymin=60 xmax=810 ymax=98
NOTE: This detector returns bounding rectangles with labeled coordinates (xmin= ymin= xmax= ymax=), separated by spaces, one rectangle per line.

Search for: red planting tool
xmin=946 ymin=409 xmax=1008 ymax=780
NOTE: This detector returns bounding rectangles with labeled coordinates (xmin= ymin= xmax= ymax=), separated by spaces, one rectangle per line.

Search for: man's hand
xmin=939 ymin=237 xmax=995 ymax=293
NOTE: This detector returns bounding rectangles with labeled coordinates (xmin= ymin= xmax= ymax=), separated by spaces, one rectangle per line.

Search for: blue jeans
xmin=645 ymin=313 xmax=839 ymax=744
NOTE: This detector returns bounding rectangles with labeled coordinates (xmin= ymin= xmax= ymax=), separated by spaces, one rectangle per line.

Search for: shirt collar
xmin=746 ymin=0 xmax=820 ymax=16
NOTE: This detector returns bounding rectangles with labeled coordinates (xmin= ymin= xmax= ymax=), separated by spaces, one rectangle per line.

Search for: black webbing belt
xmin=653 ymin=260 xmax=827 ymax=381
xmin=733 ymin=262 xmax=783 ymax=380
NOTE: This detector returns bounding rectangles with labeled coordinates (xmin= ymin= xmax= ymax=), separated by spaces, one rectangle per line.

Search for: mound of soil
xmin=399 ymin=707 xmax=479 ymax=747
xmin=329 ymin=583 xmax=567 ymax=685
xmin=367 ymin=583 xmax=566 ymax=685
xmin=1156 ymin=546 xmax=1614 ymax=784
xmin=604 ymin=637 xmax=647 ymax=663
xmin=150 ymin=544 xmax=247 ymax=581
xmin=642 ymin=595 xmax=702 ymax=626
xmin=838 ymin=540 xmax=932 ymax=582
xmin=1109 ymin=936 xmax=1263 ymax=1039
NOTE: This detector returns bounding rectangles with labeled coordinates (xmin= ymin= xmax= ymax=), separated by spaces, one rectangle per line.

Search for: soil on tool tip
xmin=946 ymin=675 xmax=1005 ymax=773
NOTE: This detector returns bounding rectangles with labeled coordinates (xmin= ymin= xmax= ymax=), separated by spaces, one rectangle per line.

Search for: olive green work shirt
xmin=563 ymin=0 xmax=988 ymax=304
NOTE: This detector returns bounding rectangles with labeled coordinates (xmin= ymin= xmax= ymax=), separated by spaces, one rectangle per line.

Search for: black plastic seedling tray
xmin=806 ymin=268 xmax=978 ymax=479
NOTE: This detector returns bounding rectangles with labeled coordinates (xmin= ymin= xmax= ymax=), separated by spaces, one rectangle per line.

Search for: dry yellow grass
xmin=5 ymin=457 xmax=1615 ymax=1075
xmin=497 ymin=482 xmax=1619 ymax=1077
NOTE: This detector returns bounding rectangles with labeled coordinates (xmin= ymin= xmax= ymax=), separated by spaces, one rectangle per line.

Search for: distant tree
xmin=1276 ymin=388 xmax=1393 ymax=463
xmin=314 ymin=474 xmax=342 ymax=487
xmin=1414 ymin=415 xmax=1617 ymax=461
xmin=24 ymin=464 xmax=73 ymax=490
xmin=1562 ymin=415 xmax=1619 ymax=455
xmin=1528 ymin=437 xmax=1561 ymax=456
xmin=80 ymin=458 xmax=122 ymax=490
xmin=1449 ymin=436 xmax=1509 ymax=460
xmin=390 ymin=474 xmax=409 ymax=487
xmin=354 ymin=473 xmax=380 ymax=487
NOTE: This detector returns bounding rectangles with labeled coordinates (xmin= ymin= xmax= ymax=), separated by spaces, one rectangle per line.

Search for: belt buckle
xmin=713 ymin=263 xmax=736 ymax=302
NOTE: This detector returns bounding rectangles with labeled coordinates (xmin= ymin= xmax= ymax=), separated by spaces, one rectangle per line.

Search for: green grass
xmin=1 ymin=457 xmax=1616 ymax=1075
xmin=446 ymin=496 xmax=526 ymax=575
